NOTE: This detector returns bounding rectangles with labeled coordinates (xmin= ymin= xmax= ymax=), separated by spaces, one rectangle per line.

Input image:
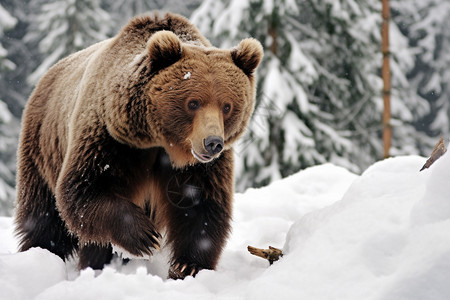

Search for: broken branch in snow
xmin=247 ymin=246 xmax=283 ymax=265
xmin=420 ymin=135 xmax=447 ymax=171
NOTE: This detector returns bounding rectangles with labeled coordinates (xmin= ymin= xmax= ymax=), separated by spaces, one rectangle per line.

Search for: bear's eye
xmin=223 ymin=103 xmax=232 ymax=114
xmin=188 ymin=100 xmax=200 ymax=111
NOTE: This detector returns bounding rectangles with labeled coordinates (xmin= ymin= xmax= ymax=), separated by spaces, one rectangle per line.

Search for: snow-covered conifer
xmin=0 ymin=4 xmax=18 ymax=215
xmin=392 ymin=0 xmax=450 ymax=141
xmin=26 ymin=0 xmax=112 ymax=85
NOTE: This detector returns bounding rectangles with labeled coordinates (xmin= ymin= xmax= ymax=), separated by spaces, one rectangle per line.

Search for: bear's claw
xmin=111 ymin=204 xmax=162 ymax=257
xmin=169 ymin=261 xmax=201 ymax=280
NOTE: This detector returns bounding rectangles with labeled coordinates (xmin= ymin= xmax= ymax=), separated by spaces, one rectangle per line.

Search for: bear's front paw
xmin=168 ymin=261 xmax=203 ymax=280
xmin=111 ymin=206 xmax=161 ymax=257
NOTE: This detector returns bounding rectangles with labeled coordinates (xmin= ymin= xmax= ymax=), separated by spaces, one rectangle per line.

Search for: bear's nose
xmin=204 ymin=136 xmax=224 ymax=156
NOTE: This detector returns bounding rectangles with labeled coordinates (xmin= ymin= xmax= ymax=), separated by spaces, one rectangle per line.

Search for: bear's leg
xmin=15 ymin=165 xmax=78 ymax=260
xmin=162 ymin=151 xmax=233 ymax=279
xmin=78 ymin=243 xmax=113 ymax=269
xmin=166 ymin=202 xmax=231 ymax=279
xmin=56 ymin=138 xmax=161 ymax=266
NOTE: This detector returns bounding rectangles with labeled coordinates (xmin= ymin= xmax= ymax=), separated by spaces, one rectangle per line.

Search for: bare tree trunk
xmin=381 ymin=0 xmax=391 ymax=158
xmin=269 ymin=21 xmax=277 ymax=56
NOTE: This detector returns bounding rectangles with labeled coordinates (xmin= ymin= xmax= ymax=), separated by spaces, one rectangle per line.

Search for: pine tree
xmin=192 ymin=0 xmax=429 ymax=190
xmin=0 ymin=0 xmax=35 ymax=116
xmin=391 ymin=0 xmax=450 ymax=144
xmin=26 ymin=0 xmax=112 ymax=85
xmin=0 ymin=4 xmax=16 ymax=72
xmin=0 ymin=3 xmax=19 ymax=215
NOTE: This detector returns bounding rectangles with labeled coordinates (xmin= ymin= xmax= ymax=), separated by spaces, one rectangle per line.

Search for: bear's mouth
xmin=191 ymin=149 xmax=214 ymax=163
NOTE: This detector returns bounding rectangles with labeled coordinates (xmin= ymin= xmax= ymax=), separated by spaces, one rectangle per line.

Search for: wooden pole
xmin=268 ymin=20 xmax=277 ymax=56
xmin=381 ymin=0 xmax=391 ymax=158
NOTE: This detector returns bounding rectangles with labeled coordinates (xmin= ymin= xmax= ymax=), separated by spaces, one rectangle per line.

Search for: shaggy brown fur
xmin=15 ymin=12 xmax=263 ymax=279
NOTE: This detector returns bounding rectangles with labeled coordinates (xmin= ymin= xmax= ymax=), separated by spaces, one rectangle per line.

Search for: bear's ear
xmin=147 ymin=31 xmax=182 ymax=72
xmin=231 ymin=38 xmax=263 ymax=77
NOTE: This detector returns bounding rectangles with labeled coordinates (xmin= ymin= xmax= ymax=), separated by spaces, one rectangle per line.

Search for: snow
xmin=2 ymin=151 xmax=450 ymax=299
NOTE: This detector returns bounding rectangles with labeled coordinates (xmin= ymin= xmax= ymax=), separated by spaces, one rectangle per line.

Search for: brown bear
xmin=14 ymin=13 xmax=263 ymax=279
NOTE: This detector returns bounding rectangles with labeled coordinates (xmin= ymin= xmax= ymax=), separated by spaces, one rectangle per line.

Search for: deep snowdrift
xmin=1 ymin=152 xmax=450 ymax=300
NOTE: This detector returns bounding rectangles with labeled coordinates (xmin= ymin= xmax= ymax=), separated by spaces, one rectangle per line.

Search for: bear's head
xmin=109 ymin=31 xmax=263 ymax=168
xmin=148 ymin=31 xmax=263 ymax=167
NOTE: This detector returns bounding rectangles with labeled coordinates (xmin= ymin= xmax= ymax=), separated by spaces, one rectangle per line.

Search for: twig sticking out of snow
xmin=247 ymin=245 xmax=283 ymax=265
xmin=420 ymin=135 xmax=447 ymax=171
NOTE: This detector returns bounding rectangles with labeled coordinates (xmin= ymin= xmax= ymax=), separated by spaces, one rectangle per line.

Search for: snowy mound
xmin=2 ymin=153 xmax=450 ymax=299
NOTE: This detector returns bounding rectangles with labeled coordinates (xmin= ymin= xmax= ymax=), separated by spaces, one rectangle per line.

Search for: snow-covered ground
xmin=1 ymin=152 xmax=450 ymax=300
